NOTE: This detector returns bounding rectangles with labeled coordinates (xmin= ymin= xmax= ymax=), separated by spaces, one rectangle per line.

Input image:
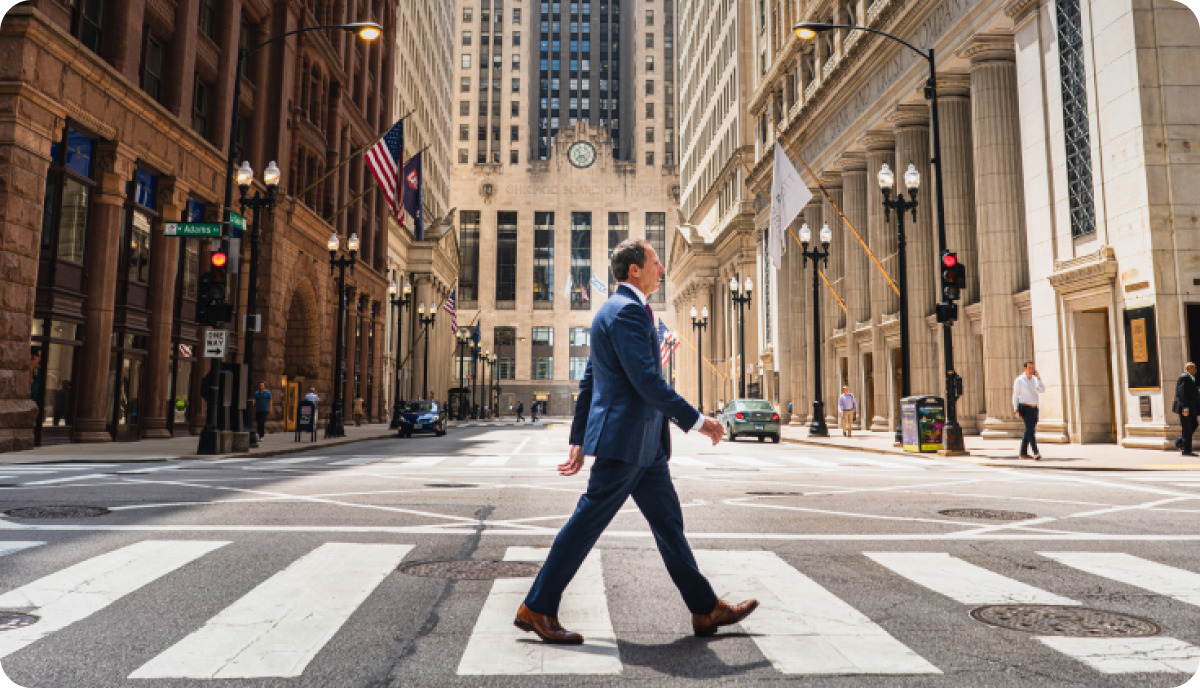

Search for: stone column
xmin=164 ymin=0 xmax=199 ymax=119
xmin=840 ymin=152 xmax=868 ymax=429
xmin=141 ymin=179 xmax=188 ymax=439
xmin=965 ymin=35 xmax=1028 ymax=437
xmin=821 ymin=176 xmax=843 ymax=425
xmin=103 ymin=0 xmax=148 ymax=83
xmin=892 ymin=105 xmax=940 ymax=397
xmin=776 ymin=242 xmax=794 ymax=422
xmin=74 ymin=143 xmax=136 ymax=442
xmin=935 ymin=73 xmax=983 ymax=434
xmin=864 ymin=132 xmax=895 ymax=431
xmin=211 ymin=0 xmax=243 ymax=159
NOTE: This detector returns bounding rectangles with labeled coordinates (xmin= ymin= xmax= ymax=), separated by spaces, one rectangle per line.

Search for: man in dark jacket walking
xmin=1174 ymin=362 xmax=1199 ymax=457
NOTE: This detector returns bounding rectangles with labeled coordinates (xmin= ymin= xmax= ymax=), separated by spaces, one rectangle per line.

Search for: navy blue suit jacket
xmin=569 ymin=284 xmax=701 ymax=465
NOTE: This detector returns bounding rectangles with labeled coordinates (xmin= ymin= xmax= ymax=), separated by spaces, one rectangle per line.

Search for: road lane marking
xmin=457 ymin=547 xmax=619 ymax=675
xmin=131 ymin=543 xmax=413 ymax=679
xmin=330 ymin=456 xmax=383 ymax=466
xmin=840 ymin=456 xmax=921 ymax=470
xmin=864 ymin=553 xmax=1078 ymax=605
xmin=469 ymin=456 xmax=511 ymax=467
xmin=20 ymin=473 xmax=110 ymax=485
xmin=0 ymin=540 xmax=228 ymax=658
xmin=667 ymin=455 xmax=712 ymax=467
xmin=265 ymin=456 xmax=328 ymax=465
xmin=694 ymin=549 xmax=939 ymax=675
xmin=1036 ymin=637 xmax=1200 ymax=674
xmin=0 ymin=541 xmax=43 ymax=558
xmin=1039 ymin=552 xmax=1200 ymax=607
xmin=405 ymin=456 xmax=448 ymax=467
xmin=776 ymin=456 xmax=839 ymax=468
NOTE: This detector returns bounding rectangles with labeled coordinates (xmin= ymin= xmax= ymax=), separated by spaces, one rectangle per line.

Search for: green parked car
xmin=717 ymin=399 xmax=781 ymax=443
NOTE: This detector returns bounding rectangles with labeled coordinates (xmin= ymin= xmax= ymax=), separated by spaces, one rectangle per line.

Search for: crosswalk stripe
xmin=469 ymin=455 xmax=511 ymax=467
xmin=864 ymin=553 xmax=1078 ymax=605
xmin=1040 ymin=552 xmax=1200 ymax=607
xmin=667 ymin=455 xmax=712 ymax=467
xmin=777 ymin=456 xmax=839 ymax=468
xmin=0 ymin=542 xmax=44 ymax=558
xmin=722 ymin=455 xmax=778 ymax=467
xmin=130 ymin=543 xmax=413 ymax=679
xmin=0 ymin=540 xmax=228 ymax=659
xmin=405 ymin=456 xmax=447 ymax=467
xmin=266 ymin=456 xmax=327 ymax=465
xmin=1036 ymin=637 xmax=1200 ymax=674
xmin=841 ymin=456 xmax=920 ymax=470
xmin=694 ymin=550 xmax=940 ymax=675
xmin=330 ymin=456 xmax=382 ymax=466
xmin=457 ymin=547 xmax=619 ymax=675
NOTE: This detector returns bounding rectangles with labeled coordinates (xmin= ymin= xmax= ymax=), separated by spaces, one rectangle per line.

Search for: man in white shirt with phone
xmin=1012 ymin=362 xmax=1045 ymax=460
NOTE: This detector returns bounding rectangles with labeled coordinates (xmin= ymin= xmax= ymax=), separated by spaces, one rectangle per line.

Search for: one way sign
xmin=204 ymin=330 xmax=228 ymax=359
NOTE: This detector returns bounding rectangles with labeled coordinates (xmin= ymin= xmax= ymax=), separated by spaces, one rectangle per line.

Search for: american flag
xmin=365 ymin=120 xmax=404 ymax=224
xmin=657 ymin=319 xmax=681 ymax=369
xmin=444 ymin=288 xmax=458 ymax=334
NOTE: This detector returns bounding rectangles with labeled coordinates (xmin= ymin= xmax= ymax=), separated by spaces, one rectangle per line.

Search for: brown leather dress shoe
xmin=514 ymin=603 xmax=584 ymax=645
xmin=692 ymin=599 xmax=759 ymax=637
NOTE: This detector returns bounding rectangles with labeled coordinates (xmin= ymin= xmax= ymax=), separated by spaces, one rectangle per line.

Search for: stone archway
xmin=283 ymin=280 xmax=321 ymax=384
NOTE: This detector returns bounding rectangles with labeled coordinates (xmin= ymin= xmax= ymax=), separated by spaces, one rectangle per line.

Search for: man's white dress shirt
xmin=1012 ymin=374 xmax=1045 ymax=412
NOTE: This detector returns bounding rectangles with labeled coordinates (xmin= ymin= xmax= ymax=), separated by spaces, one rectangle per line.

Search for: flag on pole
xmin=444 ymin=287 xmax=458 ymax=334
xmin=770 ymin=141 xmax=811 ymax=269
xmin=563 ymin=272 xmax=573 ymax=300
xmin=403 ymin=153 xmax=424 ymax=240
xmin=590 ymin=274 xmax=608 ymax=296
xmin=365 ymin=120 xmax=404 ymax=225
xmin=657 ymin=319 xmax=681 ymax=369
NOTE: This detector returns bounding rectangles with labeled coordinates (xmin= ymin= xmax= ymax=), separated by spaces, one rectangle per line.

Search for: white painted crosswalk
xmin=0 ymin=541 xmax=1196 ymax=679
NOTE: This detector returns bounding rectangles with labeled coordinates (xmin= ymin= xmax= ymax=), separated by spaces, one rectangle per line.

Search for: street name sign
xmin=204 ymin=330 xmax=228 ymax=358
xmin=165 ymin=222 xmax=222 ymax=237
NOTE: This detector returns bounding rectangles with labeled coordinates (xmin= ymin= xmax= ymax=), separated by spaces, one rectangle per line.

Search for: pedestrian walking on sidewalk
xmin=1012 ymin=362 xmax=1045 ymax=460
xmin=253 ymin=382 xmax=272 ymax=439
xmin=514 ymin=238 xmax=756 ymax=646
xmin=516 ymin=401 xmax=525 ymax=422
xmin=1173 ymin=362 xmax=1199 ymax=457
xmin=531 ymin=401 xmax=539 ymax=423
xmin=353 ymin=396 xmax=365 ymax=427
xmin=837 ymin=386 xmax=858 ymax=437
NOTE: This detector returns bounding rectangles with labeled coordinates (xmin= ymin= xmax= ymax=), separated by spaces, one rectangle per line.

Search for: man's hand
xmin=1185 ymin=409 xmax=1191 ymax=417
xmin=559 ymin=445 xmax=585 ymax=476
xmin=699 ymin=417 xmax=723 ymax=446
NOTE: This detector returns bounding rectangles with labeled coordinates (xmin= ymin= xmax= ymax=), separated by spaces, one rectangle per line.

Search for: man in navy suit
xmin=515 ymin=239 xmax=758 ymax=644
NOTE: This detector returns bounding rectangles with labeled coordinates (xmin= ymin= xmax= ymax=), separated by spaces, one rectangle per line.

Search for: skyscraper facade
xmin=451 ymin=0 xmax=682 ymax=417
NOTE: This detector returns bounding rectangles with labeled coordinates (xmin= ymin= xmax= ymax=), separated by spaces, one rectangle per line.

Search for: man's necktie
xmin=644 ymin=303 xmax=655 ymax=326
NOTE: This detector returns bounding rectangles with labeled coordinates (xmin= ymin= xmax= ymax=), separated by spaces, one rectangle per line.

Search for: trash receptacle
xmin=901 ymin=396 xmax=945 ymax=453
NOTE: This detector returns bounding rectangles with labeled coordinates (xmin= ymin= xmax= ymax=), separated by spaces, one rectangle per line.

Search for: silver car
xmin=717 ymin=399 xmax=781 ymax=443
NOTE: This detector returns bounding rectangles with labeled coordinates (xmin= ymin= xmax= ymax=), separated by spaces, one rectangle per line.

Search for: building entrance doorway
xmin=1073 ymin=309 xmax=1117 ymax=443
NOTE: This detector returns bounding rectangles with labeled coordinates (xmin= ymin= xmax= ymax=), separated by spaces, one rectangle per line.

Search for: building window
xmin=646 ymin=102 xmax=655 ymax=119
xmin=607 ymin=212 xmax=628 ymax=293
xmin=512 ymin=54 xmax=521 ymax=70
xmin=645 ymin=80 xmax=654 ymax=95
xmin=532 ymin=327 xmax=553 ymax=346
xmin=571 ymin=212 xmax=592 ymax=309
xmin=569 ymin=327 xmax=591 ymax=346
xmin=646 ymin=127 xmax=655 ymax=143
xmin=512 ymin=78 xmax=520 ymax=92
xmin=645 ymin=151 xmax=655 ymax=166
xmin=646 ymin=9 xmax=655 ymax=26
xmin=513 ymin=31 xmax=521 ymax=46
xmin=459 ymin=211 xmax=481 ymax=301
xmin=141 ymin=33 xmax=166 ymax=103
xmin=496 ymin=211 xmax=518 ymax=302
xmin=511 ymin=101 xmax=520 ymax=116
xmin=460 ymin=124 xmax=469 ymax=141
xmin=495 ymin=327 xmax=516 ymax=347
xmin=645 ymin=212 xmax=666 ymax=303
xmin=533 ymin=212 xmax=554 ymax=303
xmin=460 ymin=101 xmax=470 ymax=116
xmin=532 ymin=357 xmax=554 ymax=380
xmin=462 ymin=53 xmax=472 ymax=69
xmin=646 ymin=33 xmax=654 ymax=48
xmin=646 ymin=56 xmax=655 ymax=72
xmin=513 ymin=8 xmax=521 ymax=23
xmin=192 ymin=78 xmax=211 ymax=139
xmin=1056 ymin=0 xmax=1097 ymax=238
xmin=511 ymin=125 xmax=519 ymax=141
xmin=569 ymin=357 xmax=588 ymax=380
xmin=461 ymin=77 xmax=471 ymax=92
xmin=459 ymin=148 xmax=469 ymax=163
xmin=463 ymin=30 xmax=472 ymax=45
xmin=510 ymin=150 xmax=519 ymax=164
xmin=198 ymin=0 xmax=216 ymax=39
xmin=497 ymin=357 xmax=515 ymax=380
xmin=41 ymin=127 xmax=96 ymax=267
xmin=463 ymin=7 xmax=473 ymax=22
xmin=72 ymin=0 xmax=105 ymax=54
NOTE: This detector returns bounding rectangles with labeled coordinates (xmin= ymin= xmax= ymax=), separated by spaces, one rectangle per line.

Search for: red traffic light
xmin=211 ymin=251 xmax=228 ymax=268
xmin=942 ymin=253 xmax=958 ymax=269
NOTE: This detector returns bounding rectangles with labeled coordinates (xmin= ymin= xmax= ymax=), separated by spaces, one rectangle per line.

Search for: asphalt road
xmin=0 ymin=421 xmax=1198 ymax=687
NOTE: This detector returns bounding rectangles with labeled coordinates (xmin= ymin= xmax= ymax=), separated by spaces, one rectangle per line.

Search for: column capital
xmin=159 ymin=177 xmax=191 ymax=219
xmin=934 ymin=73 xmax=973 ymax=99
xmin=889 ymin=103 xmax=929 ymax=131
xmin=958 ymin=33 xmax=1017 ymax=66
xmin=93 ymin=141 xmax=138 ymax=195
xmin=1005 ymin=0 xmax=1040 ymax=23
xmin=840 ymin=151 xmax=868 ymax=172
xmin=859 ymin=129 xmax=896 ymax=153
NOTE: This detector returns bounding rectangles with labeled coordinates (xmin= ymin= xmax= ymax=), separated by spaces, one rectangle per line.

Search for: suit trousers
xmin=1018 ymin=404 xmax=1039 ymax=456
xmin=524 ymin=457 xmax=719 ymax=618
xmin=1181 ymin=413 xmax=1197 ymax=454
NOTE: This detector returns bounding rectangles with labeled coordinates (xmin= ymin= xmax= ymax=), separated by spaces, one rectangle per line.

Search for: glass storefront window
xmin=128 ymin=210 xmax=152 ymax=283
xmin=57 ymin=179 xmax=89 ymax=264
xmin=30 ymin=320 xmax=81 ymax=433
xmin=181 ymin=239 xmax=199 ymax=300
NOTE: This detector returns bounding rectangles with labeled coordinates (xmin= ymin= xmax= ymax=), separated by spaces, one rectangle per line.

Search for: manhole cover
xmin=939 ymin=509 xmax=1036 ymax=521
xmin=3 ymin=506 xmax=110 ymax=519
xmin=424 ymin=483 xmax=478 ymax=489
xmin=971 ymin=605 xmax=1160 ymax=637
xmin=0 ymin=612 xmax=38 ymax=631
xmin=746 ymin=491 xmax=801 ymax=496
xmin=400 ymin=560 xmax=541 ymax=580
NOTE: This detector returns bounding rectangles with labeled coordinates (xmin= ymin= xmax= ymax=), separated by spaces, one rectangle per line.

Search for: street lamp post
xmin=455 ymin=330 xmax=470 ymax=419
xmin=794 ymin=21 xmax=965 ymax=453
xmin=236 ymin=160 xmax=279 ymax=448
xmin=879 ymin=162 xmax=920 ymax=445
xmin=489 ymin=354 xmax=498 ymax=418
xmin=326 ymin=232 xmax=360 ymax=438
xmin=484 ymin=353 xmax=494 ymax=419
xmin=690 ymin=306 xmax=709 ymax=414
xmin=470 ymin=343 xmax=480 ymax=418
xmin=729 ymin=275 xmax=753 ymax=399
xmin=797 ymin=222 xmax=833 ymax=438
xmin=416 ymin=304 xmax=436 ymax=400
xmin=387 ymin=276 xmax=412 ymax=428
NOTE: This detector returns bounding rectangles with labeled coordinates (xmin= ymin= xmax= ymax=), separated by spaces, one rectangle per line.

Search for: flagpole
xmin=298 ymin=109 xmax=415 ymax=200
xmin=328 ymin=144 xmax=430 ymax=225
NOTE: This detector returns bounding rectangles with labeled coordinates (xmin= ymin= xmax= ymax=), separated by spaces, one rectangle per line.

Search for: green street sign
xmin=165 ymin=222 xmax=222 ymax=237
xmin=230 ymin=212 xmax=246 ymax=231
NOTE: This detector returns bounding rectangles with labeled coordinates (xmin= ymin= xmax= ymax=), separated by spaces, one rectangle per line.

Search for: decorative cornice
xmin=958 ymin=33 xmax=1017 ymax=65
xmin=1049 ymin=247 xmax=1119 ymax=294
xmin=934 ymin=73 xmax=972 ymax=99
xmin=840 ymin=151 xmax=868 ymax=172
xmin=1005 ymin=0 xmax=1040 ymax=22
xmin=889 ymin=103 xmax=929 ymax=130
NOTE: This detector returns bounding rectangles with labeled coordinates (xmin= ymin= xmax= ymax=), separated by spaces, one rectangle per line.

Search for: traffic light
xmin=197 ymin=251 xmax=232 ymax=326
xmin=197 ymin=271 xmax=215 ymax=325
xmin=941 ymin=252 xmax=966 ymax=302
xmin=935 ymin=301 xmax=959 ymax=324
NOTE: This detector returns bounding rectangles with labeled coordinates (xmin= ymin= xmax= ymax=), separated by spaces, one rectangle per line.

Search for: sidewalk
xmin=779 ymin=423 xmax=1199 ymax=471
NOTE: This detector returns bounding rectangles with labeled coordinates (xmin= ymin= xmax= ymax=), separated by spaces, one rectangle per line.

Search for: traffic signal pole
xmin=197 ymin=250 xmax=228 ymax=455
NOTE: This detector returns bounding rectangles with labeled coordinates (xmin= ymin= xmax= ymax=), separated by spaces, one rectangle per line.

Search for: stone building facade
xmin=0 ymin=0 xmax=418 ymax=449
xmin=670 ymin=0 xmax=1200 ymax=450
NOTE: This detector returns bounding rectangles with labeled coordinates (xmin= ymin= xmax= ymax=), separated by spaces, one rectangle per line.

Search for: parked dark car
xmin=398 ymin=400 xmax=447 ymax=438
xmin=717 ymin=399 xmax=781 ymax=442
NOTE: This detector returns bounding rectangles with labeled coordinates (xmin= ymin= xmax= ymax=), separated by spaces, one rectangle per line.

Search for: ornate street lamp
xmin=729 ymin=275 xmax=753 ymax=398
xmin=388 ymin=276 xmax=412 ymax=428
xmin=794 ymin=20 xmax=965 ymax=452
xmin=489 ymin=353 xmax=499 ymax=418
xmin=417 ymin=303 xmax=437 ymax=400
xmin=879 ymin=162 xmax=920 ymax=444
xmin=326 ymin=231 xmax=360 ymax=438
xmin=797 ymin=222 xmax=833 ymax=438
xmin=454 ymin=329 xmax=470 ymax=419
xmin=234 ymin=160 xmax=279 ymax=447
xmin=690 ymin=305 xmax=709 ymax=414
